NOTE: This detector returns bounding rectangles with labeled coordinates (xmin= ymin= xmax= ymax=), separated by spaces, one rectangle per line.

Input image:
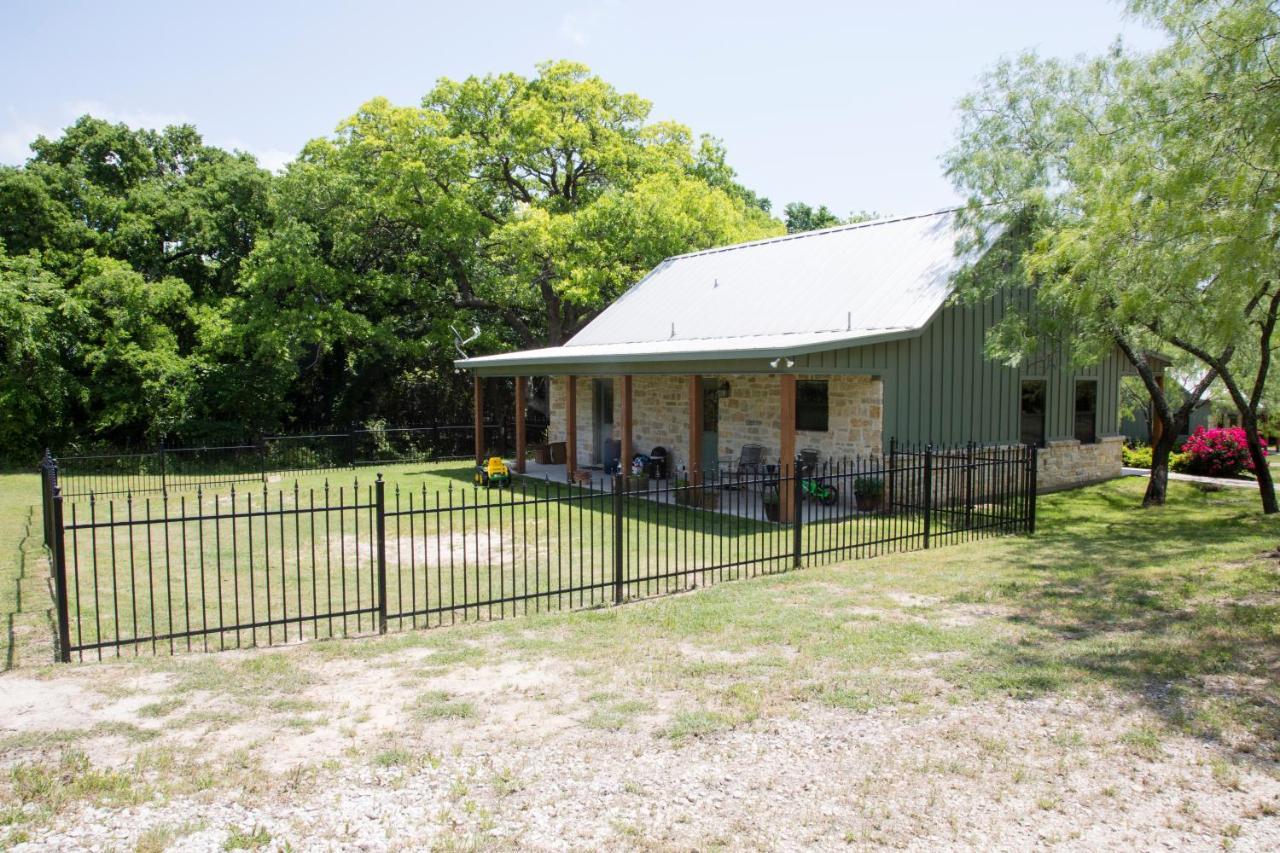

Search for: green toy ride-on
xmin=475 ymin=456 xmax=512 ymax=488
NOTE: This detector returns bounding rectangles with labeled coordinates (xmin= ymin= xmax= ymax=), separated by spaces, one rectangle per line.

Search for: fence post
xmin=791 ymin=458 xmax=803 ymax=569
xmin=258 ymin=434 xmax=268 ymax=483
xmin=40 ymin=450 xmax=53 ymax=549
xmin=965 ymin=441 xmax=975 ymax=529
xmin=922 ymin=444 xmax=933 ymax=549
xmin=612 ymin=474 xmax=624 ymax=604
xmin=887 ymin=437 xmax=897 ymax=514
xmin=1028 ymin=445 xmax=1039 ymax=535
xmin=50 ymin=487 xmax=71 ymax=663
xmin=157 ymin=440 xmax=167 ymax=494
xmin=375 ymin=474 xmax=388 ymax=633
xmin=348 ymin=425 xmax=357 ymax=468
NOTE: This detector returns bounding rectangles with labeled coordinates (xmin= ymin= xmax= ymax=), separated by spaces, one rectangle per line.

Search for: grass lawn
xmin=1 ymin=475 xmax=1278 ymax=848
xmin=47 ymin=460 xmax=1002 ymax=659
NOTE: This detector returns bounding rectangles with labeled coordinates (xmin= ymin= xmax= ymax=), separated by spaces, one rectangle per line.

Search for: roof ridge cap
xmin=663 ymin=206 xmax=962 ymax=262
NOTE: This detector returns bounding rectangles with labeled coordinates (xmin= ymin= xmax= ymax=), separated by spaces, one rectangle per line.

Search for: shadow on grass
xmin=952 ymin=480 xmax=1280 ymax=761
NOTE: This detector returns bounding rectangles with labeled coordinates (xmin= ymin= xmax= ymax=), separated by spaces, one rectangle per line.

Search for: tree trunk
xmin=1240 ymin=412 xmax=1278 ymax=514
xmin=1144 ymin=428 xmax=1179 ymax=508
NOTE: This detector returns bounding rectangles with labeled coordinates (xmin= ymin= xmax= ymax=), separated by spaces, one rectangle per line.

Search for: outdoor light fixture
xmin=717 ymin=380 xmax=731 ymax=398
xmin=769 ymin=357 xmax=795 ymax=369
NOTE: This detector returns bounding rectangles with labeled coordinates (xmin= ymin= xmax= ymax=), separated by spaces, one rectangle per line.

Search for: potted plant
xmin=625 ymin=457 xmax=649 ymax=491
xmin=672 ymin=477 xmax=692 ymax=505
xmin=761 ymin=487 xmax=781 ymax=522
xmin=853 ymin=476 xmax=885 ymax=512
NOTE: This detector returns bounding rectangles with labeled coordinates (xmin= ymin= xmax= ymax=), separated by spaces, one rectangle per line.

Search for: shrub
xmin=853 ymin=476 xmax=885 ymax=498
xmin=1122 ymin=444 xmax=1152 ymax=468
xmin=1180 ymin=427 xmax=1260 ymax=478
xmin=1123 ymin=443 xmax=1194 ymax=472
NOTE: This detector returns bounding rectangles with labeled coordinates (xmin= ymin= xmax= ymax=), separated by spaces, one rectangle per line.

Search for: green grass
xmin=446 ymin=476 xmax=1278 ymax=756
xmin=5 ymin=470 xmax=1279 ymax=760
xmin=408 ymin=690 xmax=477 ymax=721
xmin=47 ymin=458 xmax=983 ymax=658
xmin=0 ymin=472 xmax=53 ymax=668
xmin=0 ymin=473 xmax=1277 ymax=841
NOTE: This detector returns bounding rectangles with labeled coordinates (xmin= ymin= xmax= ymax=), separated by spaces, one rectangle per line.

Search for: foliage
xmin=783 ymin=202 xmax=881 ymax=234
xmin=852 ymin=476 xmax=884 ymax=499
xmin=1122 ymin=444 xmax=1152 ymax=469
xmin=1121 ymin=444 xmax=1191 ymax=473
xmin=945 ymin=0 xmax=1280 ymax=512
xmin=0 ymin=63 xmax=782 ymax=463
xmin=1180 ymin=427 xmax=1260 ymax=479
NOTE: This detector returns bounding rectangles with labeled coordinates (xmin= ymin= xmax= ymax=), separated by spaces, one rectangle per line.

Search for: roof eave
xmin=455 ymin=327 xmax=922 ymax=374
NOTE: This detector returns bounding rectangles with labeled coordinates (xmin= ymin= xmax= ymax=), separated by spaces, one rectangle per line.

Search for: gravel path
xmin=12 ymin=691 xmax=1280 ymax=851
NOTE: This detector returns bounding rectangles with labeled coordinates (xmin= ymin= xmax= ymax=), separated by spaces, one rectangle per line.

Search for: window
xmin=1020 ymin=380 xmax=1046 ymax=447
xmin=1074 ymin=380 xmax=1098 ymax=444
xmin=796 ymin=380 xmax=829 ymax=431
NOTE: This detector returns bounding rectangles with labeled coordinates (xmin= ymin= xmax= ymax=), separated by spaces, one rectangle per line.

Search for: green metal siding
xmin=792 ymin=288 xmax=1126 ymax=451
xmin=478 ymin=286 xmax=1126 ymax=453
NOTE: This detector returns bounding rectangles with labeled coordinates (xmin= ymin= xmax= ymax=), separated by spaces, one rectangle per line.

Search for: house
xmin=457 ymin=208 xmax=1130 ymax=506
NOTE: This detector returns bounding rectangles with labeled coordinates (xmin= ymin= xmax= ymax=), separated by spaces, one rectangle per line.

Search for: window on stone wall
xmin=1020 ymin=380 xmax=1046 ymax=447
xmin=797 ymin=380 xmax=829 ymax=432
xmin=1074 ymin=380 xmax=1097 ymax=444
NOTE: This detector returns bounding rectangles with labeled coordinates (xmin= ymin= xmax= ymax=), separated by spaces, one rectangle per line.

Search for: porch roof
xmin=458 ymin=207 xmax=987 ymax=375
xmin=457 ymin=328 xmax=915 ymax=373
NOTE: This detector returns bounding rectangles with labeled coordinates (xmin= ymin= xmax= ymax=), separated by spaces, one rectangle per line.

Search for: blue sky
xmin=1 ymin=0 xmax=1165 ymax=215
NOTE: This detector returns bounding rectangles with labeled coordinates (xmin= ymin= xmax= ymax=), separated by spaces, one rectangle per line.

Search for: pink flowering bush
xmin=1179 ymin=426 xmax=1261 ymax=478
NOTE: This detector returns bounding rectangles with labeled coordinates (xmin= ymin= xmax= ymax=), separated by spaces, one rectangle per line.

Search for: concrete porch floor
xmin=513 ymin=459 xmax=862 ymax=523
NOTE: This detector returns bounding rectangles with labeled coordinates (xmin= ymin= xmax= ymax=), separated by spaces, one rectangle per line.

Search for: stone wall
xmin=1036 ymin=435 xmax=1124 ymax=492
xmin=546 ymin=377 xmax=595 ymax=468
xmin=548 ymin=373 xmax=883 ymax=473
xmin=716 ymin=374 xmax=883 ymax=466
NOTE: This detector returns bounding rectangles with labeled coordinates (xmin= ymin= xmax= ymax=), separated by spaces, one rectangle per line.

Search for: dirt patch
xmin=13 ymin=690 xmax=1280 ymax=851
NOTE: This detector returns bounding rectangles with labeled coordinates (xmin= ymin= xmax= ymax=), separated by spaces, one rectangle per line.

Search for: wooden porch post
xmin=779 ymin=373 xmax=797 ymax=523
xmin=687 ymin=376 xmax=703 ymax=485
xmin=514 ymin=376 xmax=527 ymax=474
xmin=473 ymin=376 xmax=484 ymax=464
xmin=620 ymin=375 xmax=633 ymax=477
xmin=566 ymin=375 xmax=578 ymax=478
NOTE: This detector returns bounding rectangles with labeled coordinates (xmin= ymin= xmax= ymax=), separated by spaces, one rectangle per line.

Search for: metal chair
xmin=724 ymin=444 xmax=767 ymax=489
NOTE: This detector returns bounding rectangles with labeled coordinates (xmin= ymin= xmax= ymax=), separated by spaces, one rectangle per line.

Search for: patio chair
xmin=797 ymin=448 xmax=820 ymax=477
xmin=723 ymin=444 xmax=767 ymax=488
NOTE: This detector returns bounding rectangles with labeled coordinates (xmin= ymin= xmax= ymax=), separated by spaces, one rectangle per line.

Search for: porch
xmin=470 ymin=372 xmax=885 ymax=523
xmin=515 ymin=459 xmax=865 ymax=523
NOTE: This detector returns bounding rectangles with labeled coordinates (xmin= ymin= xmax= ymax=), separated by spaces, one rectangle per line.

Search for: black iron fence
xmin=39 ymin=442 xmax=1037 ymax=661
xmin=50 ymin=423 xmax=548 ymax=499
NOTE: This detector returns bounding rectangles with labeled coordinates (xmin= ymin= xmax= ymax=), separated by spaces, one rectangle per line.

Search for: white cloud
xmin=215 ymin=138 xmax=295 ymax=173
xmin=559 ymin=13 xmax=592 ymax=46
xmin=558 ymin=2 xmax=620 ymax=47
xmin=0 ymin=118 xmax=54 ymax=164
xmin=64 ymin=101 xmax=192 ymax=131
xmin=0 ymin=104 xmax=297 ymax=172
xmin=249 ymin=147 xmax=295 ymax=174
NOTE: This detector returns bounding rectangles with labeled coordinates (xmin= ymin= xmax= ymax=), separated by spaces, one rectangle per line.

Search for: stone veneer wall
xmin=547 ymin=373 xmax=883 ymax=473
xmin=716 ymin=374 xmax=883 ymax=466
xmin=1036 ymin=435 xmax=1124 ymax=492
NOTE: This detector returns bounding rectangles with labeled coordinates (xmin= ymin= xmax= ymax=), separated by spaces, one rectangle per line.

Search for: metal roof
xmin=459 ymin=207 xmax=978 ymax=371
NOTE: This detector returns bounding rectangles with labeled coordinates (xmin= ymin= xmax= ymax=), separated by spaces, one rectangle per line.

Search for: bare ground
xmin=1 ymin=604 xmax=1278 ymax=852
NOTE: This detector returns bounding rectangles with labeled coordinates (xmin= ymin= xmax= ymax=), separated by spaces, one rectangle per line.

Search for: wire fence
xmin=39 ymin=441 xmax=1037 ymax=661
xmin=49 ymin=423 xmax=547 ymax=499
